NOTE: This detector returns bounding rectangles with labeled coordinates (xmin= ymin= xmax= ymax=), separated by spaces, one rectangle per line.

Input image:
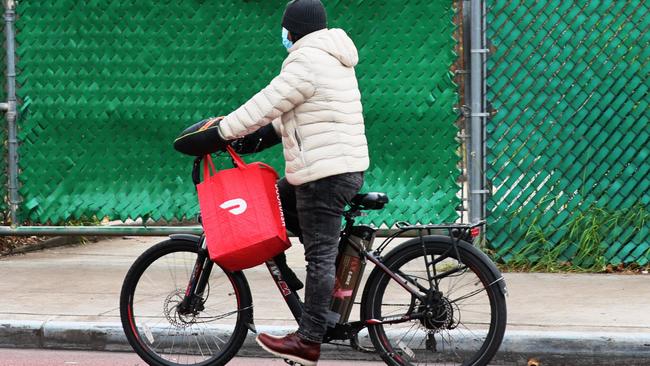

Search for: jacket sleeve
xmin=219 ymin=54 xmax=315 ymax=140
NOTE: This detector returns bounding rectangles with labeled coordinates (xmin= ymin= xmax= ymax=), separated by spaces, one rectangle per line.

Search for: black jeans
xmin=277 ymin=172 xmax=364 ymax=343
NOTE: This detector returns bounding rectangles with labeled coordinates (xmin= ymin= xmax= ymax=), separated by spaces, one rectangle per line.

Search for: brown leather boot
xmin=256 ymin=332 xmax=320 ymax=366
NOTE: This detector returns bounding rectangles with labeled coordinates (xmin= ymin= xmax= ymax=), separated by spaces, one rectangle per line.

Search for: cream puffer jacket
xmin=219 ymin=28 xmax=369 ymax=185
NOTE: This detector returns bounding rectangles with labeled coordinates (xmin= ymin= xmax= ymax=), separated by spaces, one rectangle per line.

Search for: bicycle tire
xmin=120 ymin=239 xmax=252 ymax=366
xmin=361 ymin=235 xmax=507 ymax=366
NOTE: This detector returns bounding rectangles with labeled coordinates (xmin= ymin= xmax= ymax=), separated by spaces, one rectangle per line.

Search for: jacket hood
xmin=290 ymin=28 xmax=359 ymax=67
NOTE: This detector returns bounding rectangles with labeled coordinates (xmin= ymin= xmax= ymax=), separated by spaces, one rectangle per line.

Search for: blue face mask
xmin=282 ymin=27 xmax=293 ymax=50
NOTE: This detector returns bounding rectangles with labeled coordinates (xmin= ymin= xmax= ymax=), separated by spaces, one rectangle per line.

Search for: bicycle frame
xmin=258 ymin=214 xmax=488 ymax=340
xmin=265 ymin=257 xmax=305 ymax=322
xmin=184 ymin=155 xmax=488 ymax=341
xmin=176 ymin=220 xmax=487 ymax=347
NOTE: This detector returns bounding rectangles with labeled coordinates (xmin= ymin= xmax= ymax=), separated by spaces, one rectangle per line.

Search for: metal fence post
xmin=481 ymin=0 xmax=488 ymax=222
xmin=468 ymin=0 xmax=487 ymax=224
xmin=461 ymin=0 xmax=471 ymax=224
xmin=3 ymin=0 xmax=19 ymax=226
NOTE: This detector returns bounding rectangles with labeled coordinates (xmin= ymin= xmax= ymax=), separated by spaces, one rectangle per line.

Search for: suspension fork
xmin=178 ymin=237 xmax=213 ymax=314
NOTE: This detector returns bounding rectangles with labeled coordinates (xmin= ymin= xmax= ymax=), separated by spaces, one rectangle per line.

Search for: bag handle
xmin=256 ymin=162 xmax=279 ymax=179
xmin=226 ymin=145 xmax=247 ymax=168
xmin=203 ymin=154 xmax=218 ymax=179
xmin=202 ymin=146 xmax=249 ymax=179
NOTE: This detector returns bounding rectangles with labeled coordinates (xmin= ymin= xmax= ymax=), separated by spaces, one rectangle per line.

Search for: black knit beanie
xmin=282 ymin=0 xmax=327 ymax=40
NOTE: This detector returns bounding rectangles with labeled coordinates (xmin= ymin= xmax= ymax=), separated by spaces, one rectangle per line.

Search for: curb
xmin=498 ymin=330 xmax=650 ymax=365
xmin=2 ymin=320 xmax=650 ymax=365
xmin=0 ymin=321 xmax=381 ymax=361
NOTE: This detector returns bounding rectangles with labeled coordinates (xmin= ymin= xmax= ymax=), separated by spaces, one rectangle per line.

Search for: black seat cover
xmin=351 ymin=192 xmax=389 ymax=210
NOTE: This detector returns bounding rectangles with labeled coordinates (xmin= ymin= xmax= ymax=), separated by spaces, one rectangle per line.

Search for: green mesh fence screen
xmin=486 ymin=1 xmax=650 ymax=267
xmin=14 ymin=1 xmax=459 ymax=226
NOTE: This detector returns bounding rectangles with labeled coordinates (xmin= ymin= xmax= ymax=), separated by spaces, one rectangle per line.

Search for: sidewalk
xmin=1 ymin=237 xmax=649 ymax=365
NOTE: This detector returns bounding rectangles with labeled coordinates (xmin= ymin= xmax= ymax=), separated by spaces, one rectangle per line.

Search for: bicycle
xmin=120 ymin=155 xmax=507 ymax=366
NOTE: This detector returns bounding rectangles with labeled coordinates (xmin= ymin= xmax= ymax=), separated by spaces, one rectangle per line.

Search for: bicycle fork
xmin=178 ymin=237 xmax=213 ymax=315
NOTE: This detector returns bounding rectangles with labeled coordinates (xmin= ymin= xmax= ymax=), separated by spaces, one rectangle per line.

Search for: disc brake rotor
xmin=164 ymin=289 xmax=196 ymax=328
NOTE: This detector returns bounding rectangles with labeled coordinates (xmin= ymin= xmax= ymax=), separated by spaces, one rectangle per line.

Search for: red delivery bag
xmin=197 ymin=146 xmax=290 ymax=271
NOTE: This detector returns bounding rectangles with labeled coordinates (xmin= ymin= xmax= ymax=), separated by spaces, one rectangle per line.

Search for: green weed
xmin=65 ymin=215 xmax=101 ymax=226
xmin=495 ymin=203 xmax=649 ymax=272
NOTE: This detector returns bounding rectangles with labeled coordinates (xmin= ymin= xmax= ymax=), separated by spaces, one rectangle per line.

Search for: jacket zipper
xmin=294 ymin=130 xmax=302 ymax=151
xmin=294 ymin=128 xmax=307 ymax=166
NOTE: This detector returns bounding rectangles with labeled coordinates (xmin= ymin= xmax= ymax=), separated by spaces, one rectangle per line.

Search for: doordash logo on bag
xmin=219 ymin=198 xmax=247 ymax=215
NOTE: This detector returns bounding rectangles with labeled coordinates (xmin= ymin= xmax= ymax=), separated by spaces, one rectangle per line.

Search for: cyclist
xmin=174 ymin=0 xmax=369 ymax=364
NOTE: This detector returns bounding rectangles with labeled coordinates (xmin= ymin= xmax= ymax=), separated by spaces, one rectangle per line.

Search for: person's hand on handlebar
xmin=230 ymin=124 xmax=282 ymax=154
xmin=173 ymin=117 xmax=231 ymax=156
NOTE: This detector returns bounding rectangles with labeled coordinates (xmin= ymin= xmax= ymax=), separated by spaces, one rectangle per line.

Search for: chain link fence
xmin=486 ymin=0 xmax=649 ymax=268
xmin=11 ymin=0 xmax=460 ymax=227
xmin=6 ymin=0 xmax=647 ymax=269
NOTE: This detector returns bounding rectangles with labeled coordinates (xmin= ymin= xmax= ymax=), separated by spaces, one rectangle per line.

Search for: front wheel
xmin=120 ymin=238 xmax=252 ymax=366
xmin=361 ymin=236 xmax=507 ymax=366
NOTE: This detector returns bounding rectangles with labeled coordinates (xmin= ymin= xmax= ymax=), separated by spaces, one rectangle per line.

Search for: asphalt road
xmin=0 ymin=348 xmax=388 ymax=366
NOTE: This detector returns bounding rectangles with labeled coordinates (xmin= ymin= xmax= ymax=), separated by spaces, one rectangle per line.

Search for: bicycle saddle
xmin=352 ymin=192 xmax=388 ymax=210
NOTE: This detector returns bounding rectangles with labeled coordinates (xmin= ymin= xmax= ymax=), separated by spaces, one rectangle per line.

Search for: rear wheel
xmin=120 ymin=239 xmax=251 ymax=366
xmin=361 ymin=236 xmax=507 ymax=366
